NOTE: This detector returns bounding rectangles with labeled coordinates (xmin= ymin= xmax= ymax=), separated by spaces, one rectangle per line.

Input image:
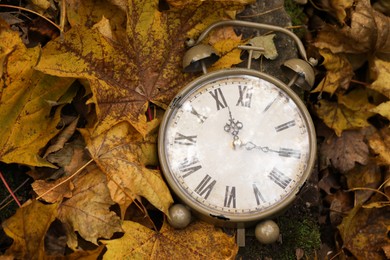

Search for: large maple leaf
xmin=36 ymin=0 xmax=245 ymax=136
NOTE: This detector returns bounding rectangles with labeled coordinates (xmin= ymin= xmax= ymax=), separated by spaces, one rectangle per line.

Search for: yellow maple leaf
xmin=371 ymin=101 xmax=390 ymax=121
xmin=368 ymin=128 xmax=390 ymax=165
xmin=102 ymin=220 xmax=238 ymax=259
xmin=0 ymin=19 xmax=75 ymax=167
xmin=369 ymin=57 xmax=390 ymax=99
xmin=36 ymin=0 xmax=248 ymax=136
xmin=80 ymin=121 xmax=173 ymax=218
xmin=57 ymin=163 xmax=123 ymax=249
xmin=311 ymin=49 xmax=354 ymax=95
xmin=314 ymin=88 xmax=375 ymax=136
xmin=2 ymin=200 xmax=58 ymax=259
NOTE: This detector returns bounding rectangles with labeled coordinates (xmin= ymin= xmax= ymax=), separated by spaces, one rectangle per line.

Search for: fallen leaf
xmin=248 ymin=34 xmax=278 ymax=60
xmin=315 ymin=0 xmax=390 ymax=54
xmin=344 ymin=163 xmax=382 ymax=205
xmin=311 ymin=49 xmax=353 ymax=95
xmin=371 ymin=101 xmax=390 ymax=121
xmin=36 ymin=0 xmax=247 ymax=136
xmin=57 ymin=163 xmax=123 ymax=249
xmin=326 ymin=190 xmax=353 ymax=225
xmin=2 ymin=200 xmax=58 ymax=260
xmin=32 ymin=177 xmax=74 ymax=203
xmin=43 ymin=117 xmax=79 ymax=158
xmin=338 ymin=206 xmax=390 ymax=259
xmin=167 ymin=0 xmax=254 ymax=8
xmin=369 ymin=57 xmax=390 ymax=99
xmin=0 ymin=19 xmax=74 ymax=167
xmin=46 ymin=246 xmax=105 ymax=260
xmin=102 ymin=220 xmax=238 ymax=259
xmin=368 ymin=128 xmax=390 ymax=165
xmin=80 ymin=121 xmax=173 ymax=218
xmin=314 ymin=89 xmax=375 ymax=136
xmin=320 ymin=129 xmax=369 ymax=173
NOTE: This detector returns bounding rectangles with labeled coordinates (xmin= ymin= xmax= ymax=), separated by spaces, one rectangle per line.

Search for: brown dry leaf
xmin=58 ymin=163 xmax=122 ymax=249
xmin=320 ymin=129 xmax=369 ymax=173
xmin=43 ymin=117 xmax=79 ymax=158
xmin=32 ymin=177 xmax=74 ymax=203
xmin=368 ymin=128 xmax=390 ymax=165
xmin=36 ymin=0 xmax=248 ymax=136
xmin=102 ymin=220 xmax=238 ymax=259
xmin=344 ymin=163 xmax=382 ymax=205
xmin=45 ymin=246 xmax=105 ymax=260
xmin=315 ymin=0 xmax=390 ymax=54
xmin=338 ymin=206 xmax=390 ymax=259
xmin=314 ymin=89 xmax=375 ymax=136
xmin=2 ymin=200 xmax=58 ymax=260
xmin=167 ymin=0 xmax=254 ymax=8
xmin=311 ymin=49 xmax=353 ymax=95
xmin=80 ymin=121 xmax=173 ymax=218
xmin=0 ymin=19 xmax=74 ymax=167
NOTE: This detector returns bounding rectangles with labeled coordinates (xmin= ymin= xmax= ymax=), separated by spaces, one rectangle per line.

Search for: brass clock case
xmin=158 ymin=68 xmax=316 ymax=227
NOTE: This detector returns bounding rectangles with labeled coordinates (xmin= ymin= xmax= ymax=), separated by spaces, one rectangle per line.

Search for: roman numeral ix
xmin=174 ymin=133 xmax=197 ymax=145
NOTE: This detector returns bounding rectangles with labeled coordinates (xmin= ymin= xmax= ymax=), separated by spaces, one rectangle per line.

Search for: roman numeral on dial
xmin=253 ymin=184 xmax=265 ymax=205
xmin=179 ymin=157 xmax=202 ymax=178
xmin=278 ymin=148 xmax=301 ymax=159
xmin=209 ymin=88 xmax=228 ymax=110
xmin=224 ymin=186 xmax=236 ymax=208
xmin=174 ymin=133 xmax=197 ymax=145
xmin=275 ymin=120 xmax=296 ymax=132
xmin=194 ymin=174 xmax=216 ymax=199
xmin=236 ymin=85 xmax=252 ymax=108
xmin=190 ymin=106 xmax=207 ymax=123
xmin=268 ymin=168 xmax=292 ymax=189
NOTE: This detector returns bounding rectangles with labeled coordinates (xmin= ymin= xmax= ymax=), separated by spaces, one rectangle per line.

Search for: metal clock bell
xmin=158 ymin=20 xmax=317 ymax=246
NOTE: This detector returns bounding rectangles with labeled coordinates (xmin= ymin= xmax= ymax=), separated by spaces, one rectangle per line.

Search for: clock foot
xmin=167 ymin=204 xmax=192 ymax=229
xmin=236 ymin=227 xmax=246 ymax=247
xmin=255 ymin=220 xmax=280 ymax=244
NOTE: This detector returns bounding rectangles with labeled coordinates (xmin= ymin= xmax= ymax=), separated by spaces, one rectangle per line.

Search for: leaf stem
xmin=35 ymin=159 xmax=94 ymax=201
xmin=0 ymin=4 xmax=62 ymax=33
xmin=0 ymin=170 xmax=22 ymax=208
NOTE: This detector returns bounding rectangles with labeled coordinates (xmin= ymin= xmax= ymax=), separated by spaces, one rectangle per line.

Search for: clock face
xmin=159 ymin=69 xmax=316 ymax=224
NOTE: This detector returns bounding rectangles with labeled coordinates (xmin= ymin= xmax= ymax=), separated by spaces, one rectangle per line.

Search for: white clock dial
xmin=159 ymin=69 xmax=316 ymax=224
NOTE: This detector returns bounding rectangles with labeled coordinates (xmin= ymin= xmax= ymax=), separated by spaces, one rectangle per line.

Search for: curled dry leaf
xmin=320 ymin=129 xmax=369 ymax=173
xmin=2 ymin=200 xmax=58 ymax=260
xmin=58 ymin=163 xmax=122 ymax=249
xmin=0 ymin=19 xmax=74 ymax=167
xmin=338 ymin=206 xmax=390 ymax=259
xmin=315 ymin=0 xmax=390 ymax=54
xmin=102 ymin=220 xmax=238 ymax=259
xmin=80 ymin=121 xmax=173 ymax=218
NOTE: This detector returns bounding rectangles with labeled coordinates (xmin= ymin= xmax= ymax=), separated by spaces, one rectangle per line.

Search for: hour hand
xmin=224 ymin=108 xmax=243 ymax=137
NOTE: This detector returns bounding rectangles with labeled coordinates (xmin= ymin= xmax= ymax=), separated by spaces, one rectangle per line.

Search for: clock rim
xmin=158 ymin=68 xmax=317 ymax=227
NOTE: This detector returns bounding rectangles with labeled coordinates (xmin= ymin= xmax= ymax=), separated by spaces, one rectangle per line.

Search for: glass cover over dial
xmin=159 ymin=69 xmax=316 ymax=224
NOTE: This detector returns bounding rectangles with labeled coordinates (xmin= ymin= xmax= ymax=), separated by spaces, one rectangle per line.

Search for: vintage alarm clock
xmin=158 ymin=20 xmax=316 ymax=246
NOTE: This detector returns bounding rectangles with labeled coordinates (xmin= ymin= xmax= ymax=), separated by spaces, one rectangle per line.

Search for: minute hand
xmin=241 ymin=142 xmax=302 ymax=159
